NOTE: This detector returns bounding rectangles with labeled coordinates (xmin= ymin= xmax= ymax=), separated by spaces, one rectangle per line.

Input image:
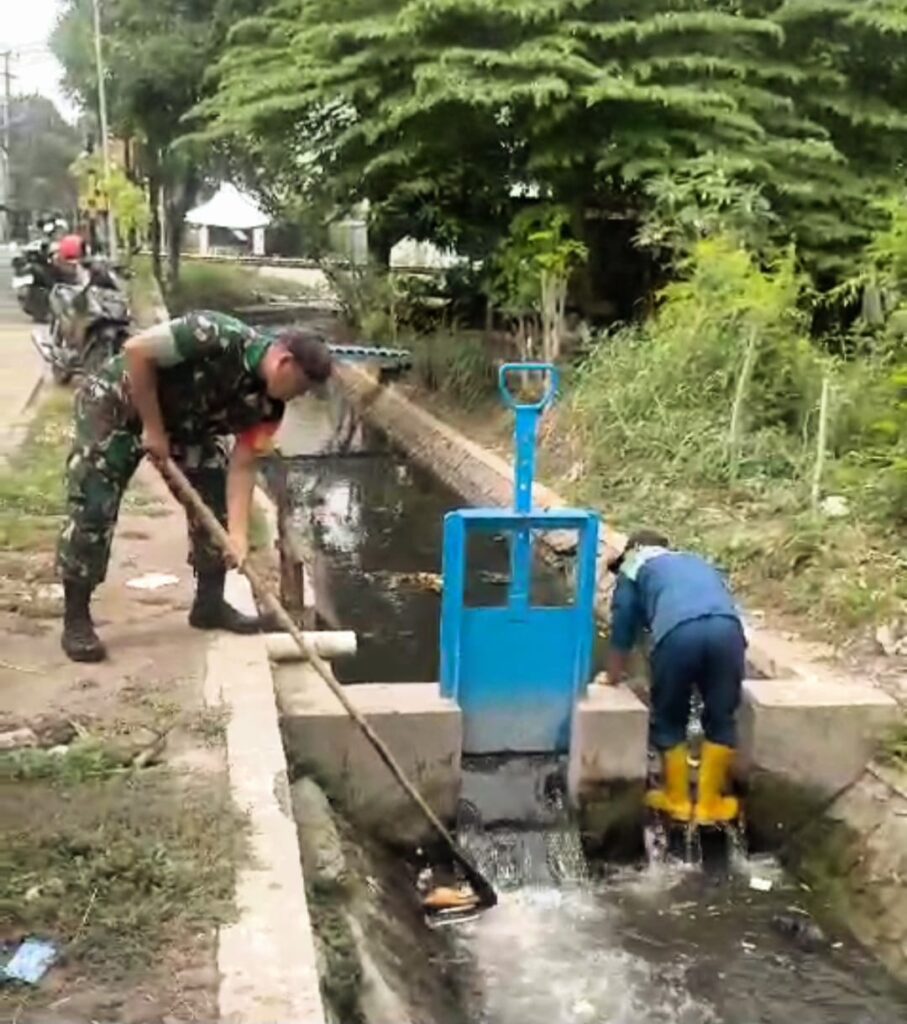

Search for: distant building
xmin=185 ymin=184 xmax=271 ymax=256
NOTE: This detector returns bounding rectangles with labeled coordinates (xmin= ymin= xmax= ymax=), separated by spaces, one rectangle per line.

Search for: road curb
xmin=210 ymin=574 xmax=326 ymax=1024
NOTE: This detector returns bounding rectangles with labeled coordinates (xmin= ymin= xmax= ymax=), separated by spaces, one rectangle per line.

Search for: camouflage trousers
xmin=57 ymin=375 xmax=230 ymax=588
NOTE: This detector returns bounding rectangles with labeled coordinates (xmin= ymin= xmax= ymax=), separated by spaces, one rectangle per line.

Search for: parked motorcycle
xmin=32 ymin=260 xmax=132 ymax=384
xmin=11 ymin=240 xmax=55 ymax=322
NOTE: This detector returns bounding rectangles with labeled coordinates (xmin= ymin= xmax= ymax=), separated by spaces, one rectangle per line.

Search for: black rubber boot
xmin=188 ymin=570 xmax=260 ymax=634
xmin=61 ymin=581 xmax=107 ymax=663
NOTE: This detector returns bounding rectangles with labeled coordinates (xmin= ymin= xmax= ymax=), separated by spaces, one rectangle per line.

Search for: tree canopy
xmin=198 ymin=0 xmax=907 ymax=281
xmin=47 ymin=0 xmax=907 ymax=288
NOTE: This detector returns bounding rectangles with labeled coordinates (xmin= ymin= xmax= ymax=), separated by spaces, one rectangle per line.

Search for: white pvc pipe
xmin=265 ymin=630 xmax=357 ymax=663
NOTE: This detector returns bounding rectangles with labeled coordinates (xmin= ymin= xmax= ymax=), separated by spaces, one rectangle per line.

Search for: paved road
xmin=0 ymin=245 xmax=46 ymax=458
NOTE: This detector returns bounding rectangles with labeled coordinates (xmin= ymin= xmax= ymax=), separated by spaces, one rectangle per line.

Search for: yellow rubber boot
xmin=694 ymin=741 xmax=740 ymax=825
xmin=645 ymin=744 xmax=692 ymax=822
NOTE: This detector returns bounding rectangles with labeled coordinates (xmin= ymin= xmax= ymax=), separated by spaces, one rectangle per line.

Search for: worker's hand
xmin=141 ymin=425 xmax=170 ymax=462
xmin=228 ymin=530 xmax=249 ymax=567
xmin=605 ymin=650 xmax=628 ymax=687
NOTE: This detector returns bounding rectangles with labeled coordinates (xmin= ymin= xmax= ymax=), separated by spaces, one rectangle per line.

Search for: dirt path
xmin=0 ymin=247 xmax=45 ymax=465
xmin=1 ymin=459 xmax=234 ymax=1023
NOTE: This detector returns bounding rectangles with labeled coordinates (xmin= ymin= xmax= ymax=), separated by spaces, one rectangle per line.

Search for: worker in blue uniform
xmin=605 ymin=529 xmax=746 ymax=824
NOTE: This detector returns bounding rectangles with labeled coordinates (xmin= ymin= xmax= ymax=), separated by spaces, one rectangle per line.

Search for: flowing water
xmin=274 ymin=394 xmax=907 ymax=1024
xmin=451 ymin=757 xmax=906 ymax=1024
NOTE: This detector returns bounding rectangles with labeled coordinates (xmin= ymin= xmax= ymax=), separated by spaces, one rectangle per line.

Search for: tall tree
xmin=768 ymin=0 xmax=907 ymax=280
xmin=7 ymin=95 xmax=80 ymax=222
xmin=52 ymin=0 xmax=249 ymax=282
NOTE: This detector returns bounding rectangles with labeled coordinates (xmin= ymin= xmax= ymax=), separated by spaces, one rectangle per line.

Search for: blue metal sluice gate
xmin=440 ymin=364 xmax=600 ymax=754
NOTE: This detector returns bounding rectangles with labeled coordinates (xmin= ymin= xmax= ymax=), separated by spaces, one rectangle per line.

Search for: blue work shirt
xmin=610 ymin=546 xmax=742 ymax=653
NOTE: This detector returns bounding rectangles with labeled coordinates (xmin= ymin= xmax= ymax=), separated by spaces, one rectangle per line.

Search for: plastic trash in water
xmin=3 ymin=939 xmax=58 ymax=984
xmin=749 ymin=876 xmax=774 ymax=892
xmin=126 ymin=572 xmax=180 ymax=591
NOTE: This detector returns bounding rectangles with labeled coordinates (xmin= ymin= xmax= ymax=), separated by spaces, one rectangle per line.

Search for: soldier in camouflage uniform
xmin=58 ymin=309 xmax=332 ymax=662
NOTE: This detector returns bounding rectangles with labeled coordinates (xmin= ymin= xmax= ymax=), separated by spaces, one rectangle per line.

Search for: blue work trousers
xmin=649 ymin=615 xmax=745 ymax=750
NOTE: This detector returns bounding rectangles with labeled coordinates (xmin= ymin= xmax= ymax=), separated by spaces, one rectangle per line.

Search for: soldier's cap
xmin=275 ymin=328 xmax=333 ymax=384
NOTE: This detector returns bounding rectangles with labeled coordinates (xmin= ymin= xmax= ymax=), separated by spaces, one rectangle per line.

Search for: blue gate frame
xmin=439 ymin=364 xmax=600 ymax=753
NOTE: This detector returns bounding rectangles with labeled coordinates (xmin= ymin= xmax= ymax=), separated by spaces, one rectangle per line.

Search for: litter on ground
xmin=749 ymin=876 xmax=774 ymax=893
xmin=2 ymin=939 xmax=58 ymax=985
xmin=126 ymin=572 xmax=180 ymax=591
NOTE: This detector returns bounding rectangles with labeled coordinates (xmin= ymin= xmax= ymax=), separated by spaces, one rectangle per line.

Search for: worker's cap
xmin=275 ymin=328 xmax=333 ymax=385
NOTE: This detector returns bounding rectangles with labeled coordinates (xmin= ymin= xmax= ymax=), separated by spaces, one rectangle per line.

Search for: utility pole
xmin=0 ymin=50 xmax=12 ymax=243
xmin=91 ymin=0 xmax=118 ymax=261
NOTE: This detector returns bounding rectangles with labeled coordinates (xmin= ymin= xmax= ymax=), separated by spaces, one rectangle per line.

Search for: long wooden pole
xmin=154 ymin=455 xmax=497 ymax=909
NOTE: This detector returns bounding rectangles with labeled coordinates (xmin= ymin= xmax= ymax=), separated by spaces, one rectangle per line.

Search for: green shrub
xmin=571 ymin=236 xmax=821 ymax=490
xmin=410 ymin=331 xmax=497 ymax=408
xmin=168 ymin=263 xmax=258 ymax=314
xmin=325 ymin=264 xmax=450 ymax=341
xmin=833 ymin=358 xmax=907 ymax=523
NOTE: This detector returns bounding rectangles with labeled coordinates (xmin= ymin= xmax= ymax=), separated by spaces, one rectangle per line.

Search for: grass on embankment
xmin=0 ymin=745 xmax=245 ymax=977
xmin=0 ymin=390 xmax=73 ymax=551
xmin=166 ymin=260 xmax=323 ymax=317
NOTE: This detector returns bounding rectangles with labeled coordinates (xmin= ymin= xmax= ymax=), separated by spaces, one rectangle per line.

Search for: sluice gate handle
xmin=497 ymin=362 xmax=558 ymax=515
xmin=498 ymin=363 xmax=558 ymax=609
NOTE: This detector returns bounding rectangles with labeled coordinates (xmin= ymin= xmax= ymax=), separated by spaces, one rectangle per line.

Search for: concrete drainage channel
xmin=215 ymin=616 xmax=907 ymax=1022
xmin=196 ymin=387 xmax=907 ymax=1024
xmin=185 ymin=342 xmax=907 ymax=1019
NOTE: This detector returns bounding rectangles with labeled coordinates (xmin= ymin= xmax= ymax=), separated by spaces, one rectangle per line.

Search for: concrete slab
xmin=214 ymin=574 xmax=325 ymax=1024
xmin=567 ymin=684 xmax=649 ymax=803
xmin=740 ymin=677 xmax=900 ymax=794
xmin=277 ymin=666 xmax=462 ymax=843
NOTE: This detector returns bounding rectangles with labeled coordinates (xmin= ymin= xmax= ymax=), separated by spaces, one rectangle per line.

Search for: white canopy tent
xmin=185 ymin=183 xmax=271 ymax=256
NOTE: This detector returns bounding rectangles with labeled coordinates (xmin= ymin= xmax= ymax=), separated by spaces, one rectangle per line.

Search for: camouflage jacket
xmin=92 ymin=310 xmax=284 ymax=442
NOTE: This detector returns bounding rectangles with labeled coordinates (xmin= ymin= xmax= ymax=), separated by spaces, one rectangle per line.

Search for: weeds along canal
xmin=269 ymin=394 xmax=907 ymax=1024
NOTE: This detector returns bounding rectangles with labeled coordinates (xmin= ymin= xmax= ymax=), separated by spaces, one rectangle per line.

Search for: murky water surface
xmin=271 ymin=394 xmax=575 ymax=682
xmin=274 ymin=393 xmax=907 ymax=1024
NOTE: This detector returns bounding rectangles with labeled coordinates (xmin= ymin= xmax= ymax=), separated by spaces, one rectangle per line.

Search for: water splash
xmin=454 ymin=885 xmax=720 ymax=1024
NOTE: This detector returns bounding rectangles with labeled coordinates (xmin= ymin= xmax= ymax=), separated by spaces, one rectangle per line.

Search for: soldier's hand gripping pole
xmin=152 ymin=455 xmax=497 ymax=911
